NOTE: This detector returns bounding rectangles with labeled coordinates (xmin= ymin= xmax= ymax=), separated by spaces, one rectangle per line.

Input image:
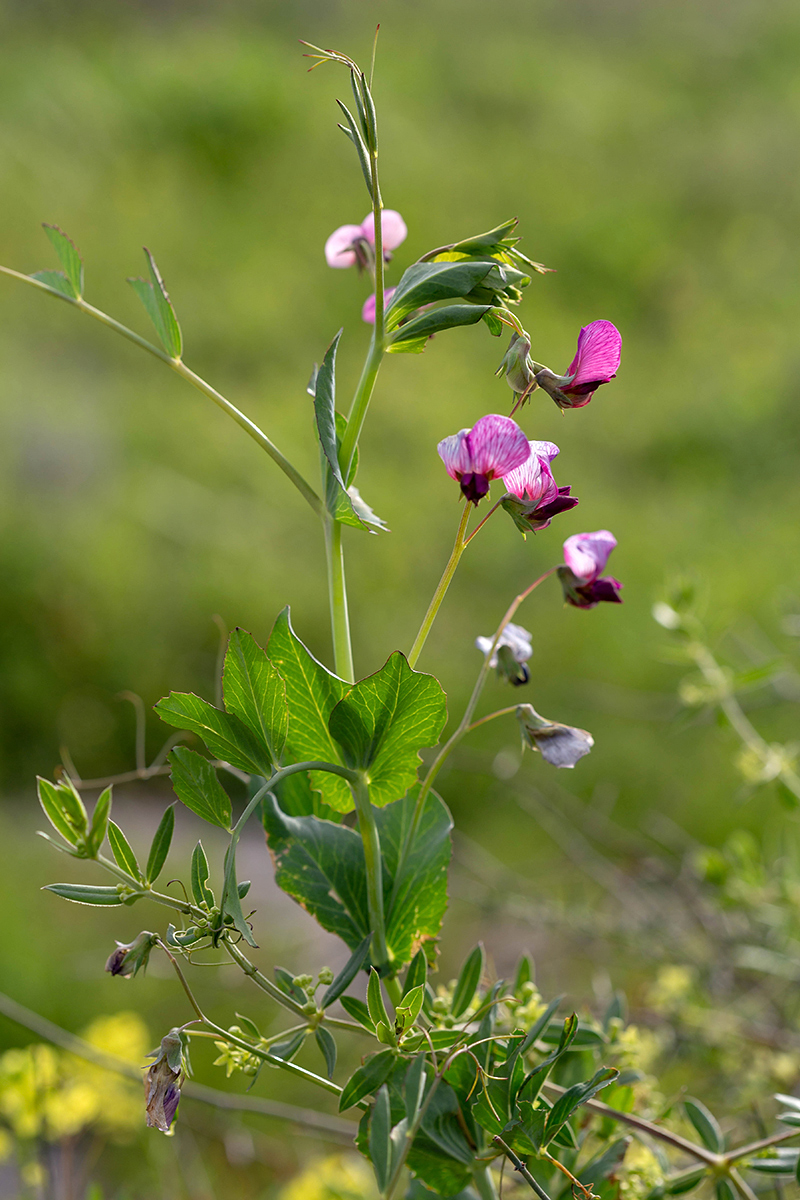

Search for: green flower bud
xmin=105 ymin=930 xmax=158 ymax=979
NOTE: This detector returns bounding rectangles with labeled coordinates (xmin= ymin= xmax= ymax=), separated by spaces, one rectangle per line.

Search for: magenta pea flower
xmin=537 ymin=320 xmax=621 ymax=410
xmin=558 ymin=530 xmax=622 ymax=608
xmin=501 ymin=440 xmax=579 ymax=532
xmin=324 ymin=209 xmax=407 ymax=269
xmin=361 ymin=286 xmax=397 ymax=324
xmin=438 ymin=414 xmax=530 ymax=504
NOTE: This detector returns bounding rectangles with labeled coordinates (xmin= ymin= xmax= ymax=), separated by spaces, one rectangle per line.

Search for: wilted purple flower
xmin=361 ymin=286 xmax=397 ymax=324
xmin=537 ymin=320 xmax=621 ymax=410
xmin=144 ymin=1029 xmax=186 ymax=1133
xmin=438 ymin=414 xmax=530 ymax=504
xmin=501 ymin=440 xmax=579 ymax=533
xmin=476 ymin=623 xmax=532 ymax=686
xmin=324 ymin=210 xmax=407 ymax=269
xmin=558 ymin=530 xmax=623 ymax=608
xmin=517 ymin=704 xmax=594 ymax=768
xmin=105 ymin=931 xmax=158 ymax=979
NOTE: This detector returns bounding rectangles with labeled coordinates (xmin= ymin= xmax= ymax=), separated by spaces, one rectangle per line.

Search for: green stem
xmin=352 ymin=774 xmax=390 ymax=976
xmin=471 ymin=1164 xmax=500 ymax=1200
xmin=0 ymin=990 xmax=356 ymax=1140
xmin=339 ymin=135 xmax=384 ymax=481
xmin=492 ymin=1138 xmax=551 ymax=1200
xmin=0 ymin=266 xmax=322 ymax=517
xmin=390 ymin=567 xmax=556 ymax=918
xmin=408 ymin=502 xmax=472 ymax=668
xmin=325 ymin=518 xmax=355 ymax=682
xmin=223 ymin=939 xmax=308 ymax=1018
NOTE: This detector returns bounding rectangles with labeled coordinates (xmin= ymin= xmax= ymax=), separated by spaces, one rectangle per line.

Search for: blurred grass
xmin=1 ymin=0 xmax=800 ymax=1131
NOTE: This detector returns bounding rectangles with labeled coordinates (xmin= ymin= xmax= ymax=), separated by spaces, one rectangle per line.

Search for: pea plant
xmin=3 ymin=35 xmax=798 ymax=1200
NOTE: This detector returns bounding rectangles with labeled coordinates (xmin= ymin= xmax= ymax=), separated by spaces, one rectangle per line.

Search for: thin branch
xmin=0 ymin=265 xmax=323 ymax=517
xmin=492 ymin=1137 xmax=553 ymax=1200
xmin=542 ymin=1083 xmax=719 ymax=1166
xmin=0 ymin=990 xmax=356 ymax=1142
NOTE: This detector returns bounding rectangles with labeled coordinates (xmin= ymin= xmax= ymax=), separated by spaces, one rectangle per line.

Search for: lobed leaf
xmin=328 ymin=652 xmax=447 ymax=808
xmin=222 ymin=628 xmax=287 ymax=764
xmin=266 ymin=608 xmax=351 ymax=812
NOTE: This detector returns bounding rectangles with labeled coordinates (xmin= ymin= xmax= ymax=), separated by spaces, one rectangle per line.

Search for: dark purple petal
xmin=534 ymin=490 xmax=580 ymax=521
xmin=460 ymin=472 xmax=490 ymax=504
xmin=589 ymin=576 xmax=623 ymax=604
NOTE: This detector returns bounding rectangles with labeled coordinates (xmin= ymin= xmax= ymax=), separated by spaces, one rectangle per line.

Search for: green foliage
xmin=107 ymin=820 xmax=141 ymax=880
xmin=263 ymin=788 xmax=452 ymax=967
xmin=127 ymin=248 xmax=182 ymax=358
xmin=313 ymin=330 xmax=381 ymax=530
xmin=328 ymin=653 xmax=447 ymax=807
xmin=145 ymin=804 xmax=175 ymax=883
xmin=155 ymin=690 xmax=271 ymax=776
xmin=266 ymin=607 xmax=351 ymax=812
xmin=42 ymin=225 xmax=83 ymax=298
xmin=168 ymin=745 xmax=232 ymax=829
xmin=222 ymin=628 xmax=287 ymax=763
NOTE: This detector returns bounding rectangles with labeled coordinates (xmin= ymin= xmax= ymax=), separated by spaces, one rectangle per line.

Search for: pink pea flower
xmin=537 ymin=320 xmax=622 ymax=410
xmin=558 ymin=530 xmax=622 ymax=608
xmin=361 ymin=286 xmax=397 ymax=324
xmin=324 ymin=210 xmax=407 ymax=269
xmin=501 ymin=440 xmax=579 ymax=532
xmin=438 ymin=414 xmax=530 ymax=504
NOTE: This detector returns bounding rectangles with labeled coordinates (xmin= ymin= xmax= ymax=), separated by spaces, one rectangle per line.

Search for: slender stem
xmin=339 ymin=126 xmax=384 ymax=481
xmin=223 ymin=939 xmax=308 ymax=1018
xmin=492 ymin=1137 xmax=552 ymax=1200
xmin=691 ymin=642 xmax=800 ymax=802
xmin=390 ymin=566 xmax=556 ymax=917
xmin=0 ymin=266 xmax=322 ymax=516
xmin=729 ymin=1169 xmax=760 ymax=1200
xmin=157 ymin=939 xmax=207 ymax=1022
xmin=472 ymin=1164 xmax=500 ymax=1200
xmin=465 ymin=707 xmax=520 ymax=734
xmin=463 ymin=498 xmax=504 ymax=547
xmin=352 ymin=774 xmax=390 ymax=974
xmin=0 ymin=990 xmax=356 ymax=1140
xmin=728 ymin=1130 xmax=800 ymax=1162
xmin=408 ymin=502 xmax=472 ymax=668
xmin=325 ymin=517 xmax=355 ymax=682
xmin=542 ymin=1083 xmax=720 ymax=1166
xmin=205 ymin=1018 xmax=342 ymax=1097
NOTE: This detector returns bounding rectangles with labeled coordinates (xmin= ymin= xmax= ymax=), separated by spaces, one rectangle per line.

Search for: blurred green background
xmin=1 ymin=0 xmax=800 ymax=1194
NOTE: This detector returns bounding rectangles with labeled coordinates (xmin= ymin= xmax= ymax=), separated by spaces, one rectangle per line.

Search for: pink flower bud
xmin=438 ymin=414 xmax=530 ymax=504
xmin=559 ymin=530 xmax=622 ymax=608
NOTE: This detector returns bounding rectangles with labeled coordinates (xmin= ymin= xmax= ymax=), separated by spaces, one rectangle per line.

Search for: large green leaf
xmin=266 ymin=608 xmax=352 ymax=812
xmin=155 ymin=691 xmax=271 ymax=776
xmin=328 ymin=653 xmax=447 ymax=808
xmin=168 ymin=746 xmax=232 ymax=829
xmin=385 ymin=261 xmax=496 ymax=328
xmin=222 ymin=629 xmax=287 ymax=764
xmin=263 ymin=787 xmax=452 ymax=967
xmin=387 ymin=303 xmax=494 ymax=354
